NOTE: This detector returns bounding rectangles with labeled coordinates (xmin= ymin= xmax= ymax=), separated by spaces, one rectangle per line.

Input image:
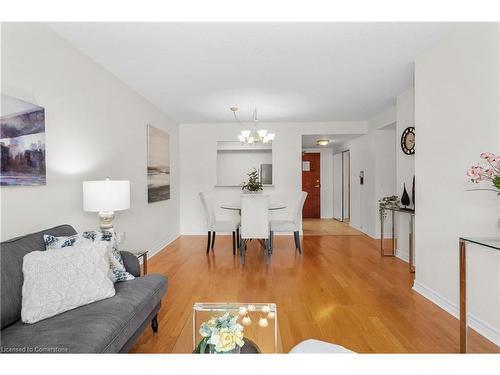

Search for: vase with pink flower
xmin=466 ymin=152 xmax=500 ymax=195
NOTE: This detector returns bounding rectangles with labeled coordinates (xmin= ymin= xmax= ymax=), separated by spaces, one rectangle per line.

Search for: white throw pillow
xmin=43 ymin=231 xmax=135 ymax=283
xmin=21 ymin=243 xmax=116 ymax=324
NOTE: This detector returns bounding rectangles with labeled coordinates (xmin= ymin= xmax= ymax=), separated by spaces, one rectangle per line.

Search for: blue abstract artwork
xmin=0 ymin=94 xmax=46 ymax=186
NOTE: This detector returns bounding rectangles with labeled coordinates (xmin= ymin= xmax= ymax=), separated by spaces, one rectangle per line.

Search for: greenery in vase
xmin=241 ymin=168 xmax=263 ymax=192
xmin=467 ymin=152 xmax=500 ymax=195
xmin=196 ymin=312 xmax=245 ymax=354
xmin=379 ymin=195 xmax=400 ymax=220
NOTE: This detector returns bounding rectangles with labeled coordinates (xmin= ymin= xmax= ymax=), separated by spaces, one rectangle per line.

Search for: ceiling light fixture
xmin=231 ymin=107 xmax=275 ymax=144
xmin=316 ymin=139 xmax=330 ymax=146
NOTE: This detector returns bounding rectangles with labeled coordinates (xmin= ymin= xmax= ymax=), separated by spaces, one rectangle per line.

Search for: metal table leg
xmin=409 ymin=215 xmax=415 ymax=273
xmin=459 ymin=239 xmax=467 ymax=353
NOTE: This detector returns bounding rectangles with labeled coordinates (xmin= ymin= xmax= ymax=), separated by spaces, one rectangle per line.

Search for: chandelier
xmin=231 ymin=107 xmax=275 ymax=144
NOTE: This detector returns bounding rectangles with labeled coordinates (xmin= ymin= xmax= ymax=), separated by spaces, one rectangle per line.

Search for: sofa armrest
xmin=120 ymin=251 xmax=141 ymax=277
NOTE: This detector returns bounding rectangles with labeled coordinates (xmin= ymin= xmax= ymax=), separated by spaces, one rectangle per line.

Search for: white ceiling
xmin=49 ymin=22 xmax=453 ymax=123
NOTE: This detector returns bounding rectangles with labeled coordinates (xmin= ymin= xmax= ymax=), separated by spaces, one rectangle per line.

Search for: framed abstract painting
xmin=147 ymin=124 xmax=170 ymax=203
xmin=0 ymin=94 xmax=46 ymax=186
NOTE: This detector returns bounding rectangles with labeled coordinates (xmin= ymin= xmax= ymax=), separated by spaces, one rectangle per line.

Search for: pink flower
xmin=480 ymin=152 xmax=496 ymax=162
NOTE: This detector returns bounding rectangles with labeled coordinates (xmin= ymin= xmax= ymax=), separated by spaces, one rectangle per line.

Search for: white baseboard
xmin=413 ymin=280 xmax=500 ymax=347
xmin=147 ymin=234 xmax=180 ymax=259
xmin=395 ymin=249 xmax=409 ymax=262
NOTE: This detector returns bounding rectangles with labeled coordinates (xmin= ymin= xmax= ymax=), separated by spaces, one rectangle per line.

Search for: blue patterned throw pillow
xmin=43 ymin=231 xmax=135 ymax=283
xmin=81 ymin=231 xmax=134 ymax=282
xmin=43 ymin=233 xmax=91 ymax=249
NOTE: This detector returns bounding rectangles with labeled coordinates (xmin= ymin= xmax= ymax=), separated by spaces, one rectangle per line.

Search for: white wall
xmin=217 ymin=150 xmax=272 ymax=186
xmin=302 ymin=147 xmax=333 ymax=219
xmin=0 ymin=23 xmax=180 ymax=255
xmin=179 ymin=122 xmax=367 ymax=234
xmin=414 ymin=23 xmax=500 ymax=345
xmin=340 ymin=106 xmax=397 ymax=238
xmin=395 ymin=88 xmax=415 ymax=261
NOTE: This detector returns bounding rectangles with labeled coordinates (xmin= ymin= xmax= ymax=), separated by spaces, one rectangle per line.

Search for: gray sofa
xmin=0 ymin=225 xmax=168 ymax=353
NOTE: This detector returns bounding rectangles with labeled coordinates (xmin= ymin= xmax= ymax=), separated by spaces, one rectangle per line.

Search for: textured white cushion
xmin=21 ymin=243 xmax=116 ymax=324
xmin=43 ymin=231 xmax=135 ymax=283
xmin=289 ymin=339 xmax=355 ymax=353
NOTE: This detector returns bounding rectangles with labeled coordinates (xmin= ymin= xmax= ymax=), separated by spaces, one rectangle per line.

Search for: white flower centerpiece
xmin=196 ymin=312 xmax=245 ymax=354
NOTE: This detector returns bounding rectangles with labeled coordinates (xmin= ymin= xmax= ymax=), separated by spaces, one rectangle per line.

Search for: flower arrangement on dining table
xmin=467 ymin=152 xmax=500 ymax=195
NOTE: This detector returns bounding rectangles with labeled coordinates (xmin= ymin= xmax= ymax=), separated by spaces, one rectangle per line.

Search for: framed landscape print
xmin=147 ymin=124 xmax=170 ymax=203
xmin=0 ymin=94 xmax=46 ymax=186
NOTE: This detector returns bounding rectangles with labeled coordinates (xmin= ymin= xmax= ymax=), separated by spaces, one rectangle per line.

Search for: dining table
xmin=221 ymin=203 xmax=286 ymax=211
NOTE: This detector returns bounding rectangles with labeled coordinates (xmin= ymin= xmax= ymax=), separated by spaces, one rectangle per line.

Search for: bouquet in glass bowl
xmin=196 ymin=312 xmax=245 ymax=354
xmin=467 ymin=152 xmax=500 ymax=195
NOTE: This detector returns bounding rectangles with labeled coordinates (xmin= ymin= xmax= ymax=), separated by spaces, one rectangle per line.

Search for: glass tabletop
xmin=192 ymin=302 xmax=278 ymax=354
xmin=460 ymin=237 xmax=500 ymax=251
xmin=221 ymin=203 xmax=286 ymax=210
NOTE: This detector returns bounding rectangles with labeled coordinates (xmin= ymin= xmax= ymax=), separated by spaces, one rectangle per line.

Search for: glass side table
xmin=459 ymin=237 xmax=500 ymax=353
xmin=192 ymin=303 xmax=278 ymax=354
xmin=129 ymin=250 xmax=148 ymax=275
xmin=380 ymin=207 xmax=415 ymax=273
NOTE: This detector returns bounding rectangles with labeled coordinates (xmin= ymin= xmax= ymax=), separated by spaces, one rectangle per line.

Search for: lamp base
xmin=98 ymin=211 xmax=115 ymax=232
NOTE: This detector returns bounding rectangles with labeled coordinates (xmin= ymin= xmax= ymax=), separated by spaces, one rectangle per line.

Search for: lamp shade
xmin=83 ymin=179 xmax=130 ymax=212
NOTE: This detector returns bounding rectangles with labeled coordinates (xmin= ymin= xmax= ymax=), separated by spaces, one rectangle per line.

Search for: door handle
xmin=314 ymin=184 xmax=320 ymax=188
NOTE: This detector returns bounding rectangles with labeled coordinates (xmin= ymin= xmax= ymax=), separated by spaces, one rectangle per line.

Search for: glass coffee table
xmin=171 ymin=302 xmax=280 ymax=353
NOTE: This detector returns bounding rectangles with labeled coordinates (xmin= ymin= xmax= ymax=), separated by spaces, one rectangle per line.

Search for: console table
xmin=459 ymin=237 xmax=500 ymax=353
xmin=380 ymin=207 xmax=415 ymax=273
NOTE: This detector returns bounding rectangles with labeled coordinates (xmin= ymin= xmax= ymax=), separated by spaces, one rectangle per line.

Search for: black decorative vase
xmin=411 ymin=176 xmax=415 ymax=207
xmin=401 ymin=183 xmax=410 ymax=208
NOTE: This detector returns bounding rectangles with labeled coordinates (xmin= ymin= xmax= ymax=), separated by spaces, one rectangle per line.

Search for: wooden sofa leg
xmin=152 ymin=314 xmax=159 ymax=334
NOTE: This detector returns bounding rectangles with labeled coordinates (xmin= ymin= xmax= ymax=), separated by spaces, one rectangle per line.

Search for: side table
xmin=380 ymin=207 xmax=415 ymax=273
xmin=458 ymin=237 xmax=500 ymax=353
xmin=131 ymin=250 xmax=148 ymax=275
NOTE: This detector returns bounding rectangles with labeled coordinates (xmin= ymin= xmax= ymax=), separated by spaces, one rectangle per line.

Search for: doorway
xmin=333 ymin=150 xmax=350 ymax=222
xmin=301 ymin=152 xmax=320 ymax=218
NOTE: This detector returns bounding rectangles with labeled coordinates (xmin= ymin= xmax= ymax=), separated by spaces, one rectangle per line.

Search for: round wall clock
xmin=401 ymin=126 xmax=415 ymax=155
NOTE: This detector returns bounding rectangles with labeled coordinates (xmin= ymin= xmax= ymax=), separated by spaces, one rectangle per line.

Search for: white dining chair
xmin=239 ymin=194 xmax=271 ymax=265
xmin=270 ymin=191 xmax=308 ymax=253
xmin=199 ymin=191 xmax=240 ymax=255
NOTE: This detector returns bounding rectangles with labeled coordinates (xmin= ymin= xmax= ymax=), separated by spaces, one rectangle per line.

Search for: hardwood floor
xmin=303 ymin=218 xmax=362 ymax=236
xmin=131 ymin=227 xmax=499 ymax=353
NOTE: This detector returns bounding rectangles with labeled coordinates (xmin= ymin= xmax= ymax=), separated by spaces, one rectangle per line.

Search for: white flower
xmin=200 ymin=313 xmax=245 ymax=352
xmin=199 ymin=322 xmax=212 ymax=338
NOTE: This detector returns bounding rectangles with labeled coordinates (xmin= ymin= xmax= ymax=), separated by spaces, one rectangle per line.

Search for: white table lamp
xmin=83 ymin=178 xmax=130 ymax=231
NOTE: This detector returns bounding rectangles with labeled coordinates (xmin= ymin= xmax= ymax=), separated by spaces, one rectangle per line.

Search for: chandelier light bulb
xmin=258 ymin=317 xmax=269 ymax=327
xmin=267 ymin=311 xmax=275 ymax=319
xmin=241 ymin=316 xmax=252 ymax=326
xmin=230 ymin=107 xmax=275 ymax=144
xmin=239 ymin=306 xmax=248 ymax=315
xmin=247 ymin=304 xmax=256 ymax=312
xmin=261 ymin=305 xmax=270 ymax=314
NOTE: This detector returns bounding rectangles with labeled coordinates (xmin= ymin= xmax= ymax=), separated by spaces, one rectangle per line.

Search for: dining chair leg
xmin=206 ymin=231 xmax=211 ymax=254
xmin=232 ymin=231 xmax=236 ymax=255
xmin=239 ymin=239 xmax=246 ymax=265
xmin=211 ymin=231 xmax=216 ymax=252
xmin=236 ymin=227 xmax=240 ymax=249
xmin=264 ymin=238 xmax=270 ymax=265
xmin=294 ymin=231 xmax=302 ymax=254
xmin=270 ymin=231 xmax=274 ymax=254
